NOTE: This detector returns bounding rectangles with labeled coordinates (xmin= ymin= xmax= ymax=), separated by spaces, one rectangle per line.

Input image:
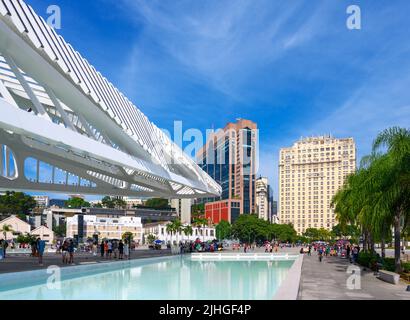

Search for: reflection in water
xmin=0 ymin=257 xmax=294 ymax=300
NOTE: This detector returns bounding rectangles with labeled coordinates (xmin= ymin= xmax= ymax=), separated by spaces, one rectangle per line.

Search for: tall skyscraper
xmin=279 ymin=135 xmax=356 ymax=234
xmin=197 ymin=119 xmax=258 ymax=223
xmin=256 ymin=177 xmax=269 ymax=221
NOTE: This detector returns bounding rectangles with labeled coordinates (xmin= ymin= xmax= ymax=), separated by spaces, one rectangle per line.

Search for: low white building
xmin=66 ymin=214 xmax=143 ymax=243
xmin=143 ymin=221 xmax=216 ymax=243
xmin=0 ymin=215 xmax=31 ymax=240
xmin=30 ymin=225 xmax=55 ymax=243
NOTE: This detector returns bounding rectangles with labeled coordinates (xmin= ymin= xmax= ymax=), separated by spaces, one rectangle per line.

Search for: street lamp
xmin=128 ymin=233 xmax=132 ymax=260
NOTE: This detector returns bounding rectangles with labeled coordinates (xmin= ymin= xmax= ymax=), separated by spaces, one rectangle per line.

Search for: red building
xmin=205 ymin=199 xmax=240 ymax=224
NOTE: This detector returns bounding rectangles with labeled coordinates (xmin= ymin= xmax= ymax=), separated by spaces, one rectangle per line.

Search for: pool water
xmin=0 ymin=256 xmax=294 ymax=300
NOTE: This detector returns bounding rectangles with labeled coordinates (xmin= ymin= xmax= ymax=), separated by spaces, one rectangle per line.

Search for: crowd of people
xmin=301 ymin=241 xmax=361 ymax=263
xmin=176 ymin=239 xmax=223 ymax=254
xmin=100 ymin=239 xmax=130 ymax=260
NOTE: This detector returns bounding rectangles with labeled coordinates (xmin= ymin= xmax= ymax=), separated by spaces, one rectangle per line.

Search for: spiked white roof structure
xmin=0 ymin=0 xmax=221 ymax=198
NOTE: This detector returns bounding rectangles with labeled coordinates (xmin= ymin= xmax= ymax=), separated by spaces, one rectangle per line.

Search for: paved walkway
xmin=299 ymin=252 xmax=410 ymax=300
xmin=0 ymin=249 xmax=172 ymax=274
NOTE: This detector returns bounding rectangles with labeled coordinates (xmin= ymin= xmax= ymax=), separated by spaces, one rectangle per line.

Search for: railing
xmin=191 ymin=252 xmax=299 ymax=261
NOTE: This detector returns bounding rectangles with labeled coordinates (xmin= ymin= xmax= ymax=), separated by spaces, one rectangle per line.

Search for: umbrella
xmin=154 ymin=240 xmax=162 ymax=244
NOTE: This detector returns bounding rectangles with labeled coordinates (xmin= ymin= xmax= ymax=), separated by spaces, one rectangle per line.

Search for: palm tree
xmin=183 ymin=225 xmax=193 ymax=242
xmin=193 ymin=217 xmax=208 ymax=242
xmin=332 ymin=127 xmax=410 ymax=273
xmin=1 ymin=224 xmax=13 ymax=241
xmin=372 ymin=127 xmax=410 ymax=272
xmin=166 ymin=222 xmax=175 ymax=245
xmin=173 ymin=219 xmax=183 ymax=244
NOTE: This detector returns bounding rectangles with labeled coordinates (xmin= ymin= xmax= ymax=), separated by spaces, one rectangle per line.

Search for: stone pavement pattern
xmin=299 ymin=251 xmax=410 ymax=300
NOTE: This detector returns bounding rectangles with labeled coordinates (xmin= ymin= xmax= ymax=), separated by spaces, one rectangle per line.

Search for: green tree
xmin=372 ymin=127 xmax=410 ymax=272
xmin=173 ymin=219 xmax=183 ymax=242
xmin=101 ymin=197 xmax=126 ymax=209
xmin=303 ymin=228 xmax=320 ymax=241
xmin=231 ymin=214 xmax=274 ymax=243
xmin=1 ymin=224 xmax=13 ymax=241
xmin=144 ymin=198 xmax=170 ymax=209
xmin=183 ymin=225 xmax=193 ymax=241
xmin=193 ymin=217 xmax=208 ymax=242
xmin=332 ymin=127 xmax=410 ymax=273
xmin=114 ymin=198 xmax=127 ymax=209
xmin=122 ymin=231 xmax=134 ymax=242
xmin=270 ymin=223 xmax=297 ymax=243
xmin=16 ymin=232 xmax=36 ymax=244
xmin=53 ymin=224 xmax=66 ymax=237
xmin=191 ymin=203 xmax=205 ymax=222
xmin=166 ymin=222 xmax=175 ymax=244
xmin=0 ymin=191 xmax=36 ymax=217
xmin=101 ymin=196 xmax=115 ymax=208
xmin=64 ymin=197 xmax=90 ymax=209
xmin=215 ymin=220 xmax=231 ymax=240
xmin=146 ymin=234 xmax=156 ymax=244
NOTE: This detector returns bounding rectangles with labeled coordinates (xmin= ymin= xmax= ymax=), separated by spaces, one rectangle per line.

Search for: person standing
xmin=61 ymin=240 xmax=69 ymax=264
xmin=100 ymin=240 xmax=105 ymax=258
xmin=1 ymin=240 xmax=8 ymax=259
xmin=118 ymin=240 xmax=124 ymax=259
xmin=104 ymin=241 xmax=108 ymax=259
xmin=36 ymin=238 xmax=46 ymax=266
xmin=68 ymin=239 xmax=74 ymax=264
xmin=113 ymin=240 xmax=119 ymax=259
xmin=124 ymin=240 xmax=129 ymax=260
xmin=107 ymin=240 xmax=112 ymax=259
xmin=92 ymin=241 xmax=97 ymax=256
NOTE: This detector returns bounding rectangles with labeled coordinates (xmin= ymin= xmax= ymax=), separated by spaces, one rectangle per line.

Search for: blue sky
xmin=26 ymin=0 xmax=410 ymax=201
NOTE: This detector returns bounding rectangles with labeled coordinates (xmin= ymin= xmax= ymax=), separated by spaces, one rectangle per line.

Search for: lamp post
xmin=128 ymin=234 xmax=132 ymax=260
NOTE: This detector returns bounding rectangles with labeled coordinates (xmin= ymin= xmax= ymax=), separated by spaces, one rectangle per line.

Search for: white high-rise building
xmin=279 ymin=136 xmax=356 ymax=234
xmin=33 ymin=195 xmax=49 ymax=208
xmin=170 ymin=199 xmax=192 ymax=224
xmin=256 ymin=177 xmax=269 ymax=221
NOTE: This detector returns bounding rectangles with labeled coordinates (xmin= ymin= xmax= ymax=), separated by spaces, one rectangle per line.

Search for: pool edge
xmin=272 ymin=253 xmax=304 ymax=300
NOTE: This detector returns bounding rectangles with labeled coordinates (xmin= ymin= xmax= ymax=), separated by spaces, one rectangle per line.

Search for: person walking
xmin=318 ymin=246 xmax=323 ymax=262
xmin=308 ymin=245 xmax=311 ymax=256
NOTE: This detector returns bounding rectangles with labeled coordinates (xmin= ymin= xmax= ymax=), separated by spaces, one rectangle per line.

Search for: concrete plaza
xmin=298 ymin=250 xmax=410 ymax=300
